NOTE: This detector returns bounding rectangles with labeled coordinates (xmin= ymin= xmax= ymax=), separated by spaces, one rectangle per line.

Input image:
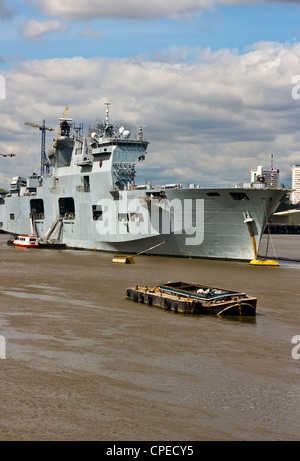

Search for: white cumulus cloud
xmin=0 ymin=41 xmax=299 ymax=188
xmin=31 ymin=0 xmax=300 ymax=21
xmin=23 ymin=19 xmax=69 ymax=41
xmin=80 ymin=25 xmax=103 ymax=40
xmin=0 ymin=0 xmax=14 ymax=20
xmin=33 ymin=0 xmax=220 ymax=20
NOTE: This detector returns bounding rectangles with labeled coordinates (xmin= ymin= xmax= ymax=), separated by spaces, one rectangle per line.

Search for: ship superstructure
xmin=0 ymin=105 xmax=288 ymax=260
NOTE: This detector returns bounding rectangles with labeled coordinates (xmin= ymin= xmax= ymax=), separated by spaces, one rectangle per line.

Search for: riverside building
xmin=291 ymin=165 xmax=300 ymax=204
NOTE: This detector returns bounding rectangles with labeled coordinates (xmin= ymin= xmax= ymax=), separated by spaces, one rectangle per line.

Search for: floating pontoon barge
xmin=126 ymin=281 xmax=257 ymax=316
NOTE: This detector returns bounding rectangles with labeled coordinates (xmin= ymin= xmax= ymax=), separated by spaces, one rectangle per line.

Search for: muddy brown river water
xmin=0 ymin=233 xmax=299 ymax=440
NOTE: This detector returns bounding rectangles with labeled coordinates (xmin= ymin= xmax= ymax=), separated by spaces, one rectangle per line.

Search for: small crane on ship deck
xmin=24 ymin=120 xmax=54 ymax=176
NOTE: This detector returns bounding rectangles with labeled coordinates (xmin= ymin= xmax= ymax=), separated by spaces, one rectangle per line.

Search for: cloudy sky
xmin=0 ymin=0 xmax=300 ymax=188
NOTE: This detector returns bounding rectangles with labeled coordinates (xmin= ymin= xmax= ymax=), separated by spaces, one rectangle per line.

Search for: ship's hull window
xmin=230 ymin=192 xmax=249 ymax=201
xmin=92 ymin=205 xmax=102 ymax=221
xmin=59 ymin=197 xmax=75 ymax=219
xmin=118 ymin=213 xmax=129 ymax=222
xmin=30 ymin=199 xmax=44 ymax=219
xmin=84 ymin=176 xmax=90 ymax=192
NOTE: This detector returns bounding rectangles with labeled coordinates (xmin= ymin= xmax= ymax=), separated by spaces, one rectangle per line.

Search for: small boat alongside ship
xmin=13 ymin=234 xmax=39 ymax=249
xmin=126 ymin=281 xmax=257 ymax=316
xmin=10 ymin=234 xmax=66 ymax=249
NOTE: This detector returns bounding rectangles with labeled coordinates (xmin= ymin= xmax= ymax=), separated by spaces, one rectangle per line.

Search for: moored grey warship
xmin=0 ymin=104 xmax=288 ymax=260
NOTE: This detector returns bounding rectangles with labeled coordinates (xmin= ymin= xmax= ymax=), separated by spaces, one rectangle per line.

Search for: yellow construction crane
xmin=24 ymin=120 xmax=54 ymax=175
xmin=24 ymin=121 xmax=54 ymax=131
xmin=0 ymin=153 xmax=16 ymax=157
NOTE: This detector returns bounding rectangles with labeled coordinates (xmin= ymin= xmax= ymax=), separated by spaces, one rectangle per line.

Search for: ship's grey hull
xmin=0 ymin=177 xmax=286 ymax=261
